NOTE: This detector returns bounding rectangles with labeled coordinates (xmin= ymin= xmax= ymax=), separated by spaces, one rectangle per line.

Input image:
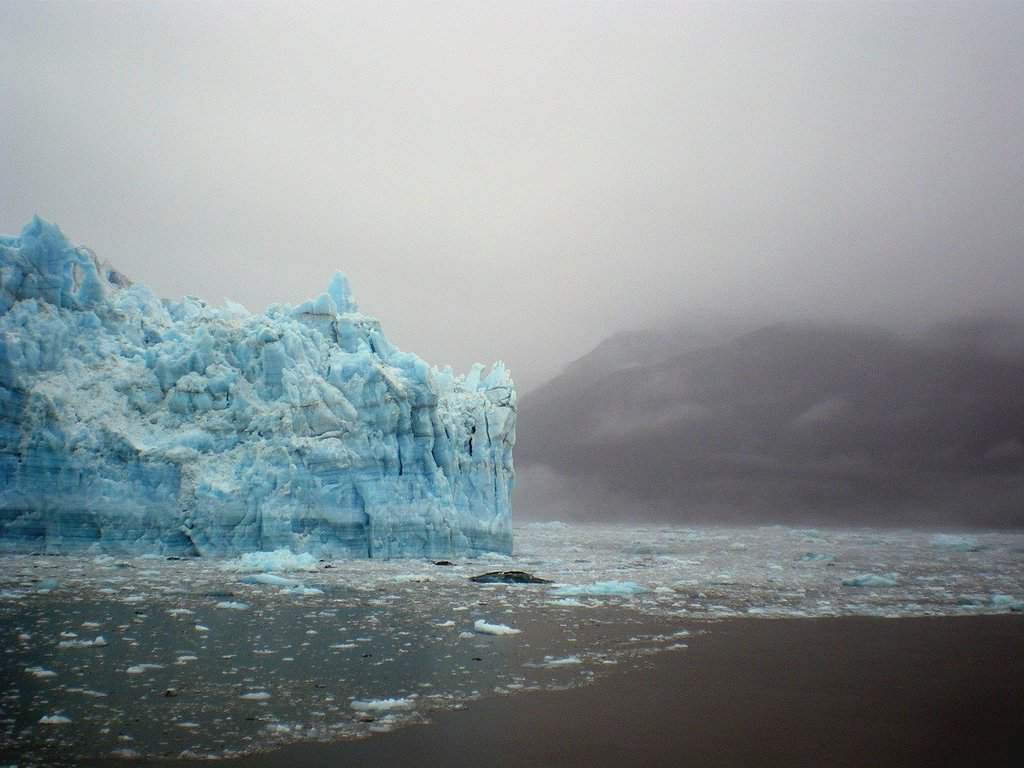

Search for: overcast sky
xmin=2 ymin=1 xmax=1022 ymax=391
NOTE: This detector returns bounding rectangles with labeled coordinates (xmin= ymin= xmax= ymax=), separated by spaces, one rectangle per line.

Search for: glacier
xmin=0 ymin=217 xmax=515 ymax=557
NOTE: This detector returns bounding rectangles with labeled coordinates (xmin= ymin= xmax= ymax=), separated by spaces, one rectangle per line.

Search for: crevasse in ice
xmin=0 ymin=217 xmax=515 ymax=557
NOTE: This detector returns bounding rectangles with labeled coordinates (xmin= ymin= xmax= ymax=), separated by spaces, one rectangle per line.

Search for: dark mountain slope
xmin=516 ymin=321 xmax=1024 ymax=527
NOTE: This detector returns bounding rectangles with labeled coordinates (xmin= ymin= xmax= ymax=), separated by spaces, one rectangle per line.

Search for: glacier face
xmin=0 ymin=218 xmax=515 ymax=557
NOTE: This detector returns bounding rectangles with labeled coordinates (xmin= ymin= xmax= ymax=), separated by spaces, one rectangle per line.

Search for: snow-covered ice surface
xmin=2 ymin=523 xmax=1022 ymax=764
xmin=0 ymin=218 xmax=514 ymax=558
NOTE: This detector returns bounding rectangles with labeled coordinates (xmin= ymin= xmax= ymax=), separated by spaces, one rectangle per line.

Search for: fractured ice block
xmin=0 ymin=218 xmax=515 ymax=557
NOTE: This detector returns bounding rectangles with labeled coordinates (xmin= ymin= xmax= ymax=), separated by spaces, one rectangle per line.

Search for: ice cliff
xmin=0 ymin=218 xmax=515 ymax=557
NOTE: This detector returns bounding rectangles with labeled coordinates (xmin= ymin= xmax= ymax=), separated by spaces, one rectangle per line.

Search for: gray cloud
xmin=2 ymin=1 xmax=1023 ymax=391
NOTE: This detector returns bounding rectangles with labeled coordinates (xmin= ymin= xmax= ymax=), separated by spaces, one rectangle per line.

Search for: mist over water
xmin=3 ymin=2 xmax=1024 ymax=392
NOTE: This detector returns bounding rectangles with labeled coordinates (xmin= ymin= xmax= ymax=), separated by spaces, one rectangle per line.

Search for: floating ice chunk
xmin=215 ymin=601 xmax=249 ymax=610
xmin=225 ymin=550 xmax=319 ymax=573
xmin=239 ymin=691 xmax=272 ymax=701
xmin=66 ymin=687 xmax=107 ymax=697
xmin=350 ymin=697 xmax=416 ymax=712
xmin=57 ymin=635 xmax=107 ymax=649
xmin=39 ymin=714 xmax=72 ymax=724
xmin=991 ymin=594 xmax=1023 ymax=611
xmin=126 ymin=663 xmax=164 ymax=674
xmin=842 ymin=574 xmax=898 ymax=588
xmin=240 ymin=573 xmax=300 ymax=587
xmin=931 ymin=534 xmax=985 ymax=552
xmin=175 ymin=655 xmax=198 ymax=664
xmin=473 ymin=619 xmax=521 ymax=636
xmin=528 ymin=655 xmax=581 ymax=668
xmin=167 ymin=608 xmax=194 ymax=616
xmin=434 ymin=620 xmax=456 ymax=628
xmin=195 ymin=624 xmax=210 ymax=632
xmin=549 ymin=598 xmax=588 ymax=607
xmin=797 ymin=552 xmax=832 ymax=562
xmin=524 ymin=521 xmax=568 ymax=530
xmin=550 ymin=580 xmax=647 ymax=597
xmin=280 ymin=585 xmax=324 ymax=596
xmin=26 ymin=666 xmax=57 ymax=678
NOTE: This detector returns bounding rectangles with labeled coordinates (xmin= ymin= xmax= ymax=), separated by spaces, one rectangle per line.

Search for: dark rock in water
xmin=469 ymin=570 xmax=552 ymax=584
xmin=434 ymin=560 xmax=456 ymax=566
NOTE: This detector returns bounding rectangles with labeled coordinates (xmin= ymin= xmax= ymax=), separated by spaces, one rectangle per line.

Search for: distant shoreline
xmin=160 ymin=615 xmax=1024 ymax=768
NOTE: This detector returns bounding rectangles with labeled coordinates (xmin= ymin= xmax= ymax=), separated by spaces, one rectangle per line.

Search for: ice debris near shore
xmin=0 ymin=217 xmax=515 ymax=557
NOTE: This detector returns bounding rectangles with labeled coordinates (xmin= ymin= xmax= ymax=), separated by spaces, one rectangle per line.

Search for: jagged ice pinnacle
xmin=0 ymin=217 xmax=515 ymax=557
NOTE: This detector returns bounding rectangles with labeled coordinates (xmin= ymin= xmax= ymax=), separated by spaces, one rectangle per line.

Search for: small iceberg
xmin=550 ymin=580 xmax=647 ymax=597
xmin=350 ymin=697 xmax=416 ymax=712
xmin=842 ymin=574 xmax=898 ymax=588
xmin=225 ymin=550 xmax=319 ymax=573
xmin=473 ymin=619 xmax=522 ymax=636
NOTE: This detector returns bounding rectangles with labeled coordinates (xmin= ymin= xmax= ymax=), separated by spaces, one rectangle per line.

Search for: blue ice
xmin=0 ymin=218 xmax=515 ymax=557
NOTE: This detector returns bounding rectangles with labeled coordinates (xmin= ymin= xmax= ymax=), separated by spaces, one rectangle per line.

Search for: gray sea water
xmin=2 ymin=523 xmax=1022 ymax=764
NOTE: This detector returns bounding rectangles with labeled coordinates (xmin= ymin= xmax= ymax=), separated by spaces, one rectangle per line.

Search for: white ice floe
xmin=125 ymin=663 xmax=164 ymax=674
xmin=473 ymin=619 xmax=521 ymax=636
xmin=57 ymin=635 xmax=107 ymax=649
xmin=66 ymin=687 xmax=107 ymax=697
xmin=392 ymin=574 xmax=433 ymax=583
xmin=549 ymin=598 xmax=588 ymax=607
xmin=350 ymin=697 xmax=416 ymax=712
xmin=239 ymin=691 xmax=272 ymax=701
xmin=281 ymin=585 xmax=324 ymax=596
xmin=527 ymin=655 xmax=581 ymax=668
xmin=215 ymin=601 xmax=249 ymax=610
xmin=39 ymin=714 xmax=72 ymax=724
xmin=26 ymin=666 xmax=57 ymax=678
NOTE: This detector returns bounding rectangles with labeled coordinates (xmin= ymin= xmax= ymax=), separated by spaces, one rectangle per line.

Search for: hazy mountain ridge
xmin=516 ymin=316 xmax=1024 ymax=527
